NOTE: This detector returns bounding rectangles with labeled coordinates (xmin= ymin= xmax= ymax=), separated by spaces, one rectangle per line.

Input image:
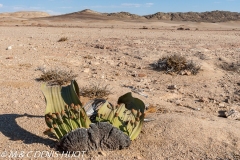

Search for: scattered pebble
xmin=199 ymin=97 xmax=208 ymax=103
xmin=6 ymin=46 xmax=12 ymax=50
xmin=13 ymin=100 xmax=19 ymax=104
xmin=167 ymin=85 xmax=177 ymax=90
xmin=83 ymin=68 xmax=90 ymax=73
xmin=6 ymin=56 xmax=14 ymax=59
xmin=98 ymin=151 xmax=106 ymax=156
xmin=175 ymin=100 xmax=183 ymax=106
xmin=137 ymin=73 xmax=146 ymax=77
xmin=219 ymin=103 xmax=225 ymax=107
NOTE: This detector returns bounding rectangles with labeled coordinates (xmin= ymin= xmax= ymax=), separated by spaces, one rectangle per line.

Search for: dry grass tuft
xmin=58 ymin=37 xmax=68 ymax=42
xmin=37 ymin=69 xmax=77 ymax=85
xmin=79 ymin=83 xmax=112 ymax=98
xmin=153 ymin=54 xmax=201 ymax=75
xmin=218 ymin=61 xmax=240 ymax=74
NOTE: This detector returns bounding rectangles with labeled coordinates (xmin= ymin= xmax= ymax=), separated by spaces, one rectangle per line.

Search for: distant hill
xmin=2 ymin=9 xmax=240 ymax=22
xmin=105 ymin=12 xmax=146 ymax=20
xmin=144 ymin=10 xmax=240 ymax=22
xmin=0 ymin=11 xmax=50 ymax=18
xmin=39 ymin=9 xmax=111 ymax=21
xmin=47 ymin=9 xmax=240 ymax=22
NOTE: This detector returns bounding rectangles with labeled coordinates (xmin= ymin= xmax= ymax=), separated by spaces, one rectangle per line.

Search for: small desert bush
xmin=58 ymin=37 xmax=68 ymax=42
xmin=79 ymin=83 xmax=112 ymax=98
xmin=177 ymin=27 xmax=184 ymax=30
xmin=141 ymin=26 xmax=148 ymax=29
xmin=218 ymin=61 xmax=240 ymax=74
xmin=153 ymin=54 xmax=201 ymax=75
xmin=37 ymin=68 xmax=77 ymax=85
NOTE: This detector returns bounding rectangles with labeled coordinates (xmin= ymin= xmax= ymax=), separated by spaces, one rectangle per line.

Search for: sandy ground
xmin=0 ymin=18 xmax=240 ymax=160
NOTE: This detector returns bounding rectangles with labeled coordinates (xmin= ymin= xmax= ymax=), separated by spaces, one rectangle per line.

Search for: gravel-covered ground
xmin=0 ymin=19 xmax=240 ymax=159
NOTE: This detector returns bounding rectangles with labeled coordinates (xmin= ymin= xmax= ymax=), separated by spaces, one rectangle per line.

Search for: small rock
xmin=6 ymin=57 xmax=14 ymax=59
xmin=184 ymin=71 xmax=191 ymax=76
xmin=134 ymin=155 xmax=143 ymax=159
xmin=199 ymin=97 xmax=208 ymax=103
xmin=175 ymin=100 xmax=182 ymax=106
xmin=167 ymin=85 xmax=177 ymax=90
xmin=6 ymin=46 xmax=12 ymax=50
xmin=224 ymin=98 xmax=231 ymax=103
xmin=133 ymin=40 xmax=141 ymax=44
xmin=219 ymin=103 xmax=225 ymax=108
xmin=90 ymin=61 xmax=100 ymax=65
xmin=179 ymin=71 xmax=185 ymax=75
xmin=117 ymin=62 xmax=123 ymax=67
xmin=137 ymin=73 xmax=146 ymax=77
xmin=13 ymin=100 xmax=19 ymax=104
xmin=218 ymin=110 xmax=227 ymax=117
xmin=98 ymin=151 xmax=106 ymax=156
xmin=83 ymin=68 xmax=90 ymax=73
xmin=95 ymin=44 xmax=105 ymax=49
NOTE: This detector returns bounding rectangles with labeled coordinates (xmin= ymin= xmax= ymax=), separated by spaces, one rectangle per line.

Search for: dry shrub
xmin=153 ymin=54 xmax=201 ymax=75
xmin=37 ymin=69 xmax=77 ymax=85
xmin=140 ymin=26 xmax=148 ymax=29
xmin=177 ymin=27 xmax=184 ymax=30
xmin=79 ymin=83 xmax=112 ymax=98
xmin=58 ymin=37 xmax=68 ymax=42
xmin=218 ymin=61 xmax=240 ymax=74
xmin=185 ymin=60 xmax=202 ymax=75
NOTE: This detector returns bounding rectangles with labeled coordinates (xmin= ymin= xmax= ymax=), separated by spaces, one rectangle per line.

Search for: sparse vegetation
xmin=177 ymin=27 xmax=184 ymax=30
xmin=141 ymin=26 xmax=148 ymax=29
xmin=58 ymin=37 xmax=68 ymax=42
xmin=42 ymin=81 xmax=144 ymax=152
xmin=37 ymin=69 xmax=77 ymax=85
xmin=153 ymin=54 xmax=201 ymax=75
xmin=218 ymin=61 xmax=240 ymax=74
xmin=79 ymin=83 xmax=112 ymax=98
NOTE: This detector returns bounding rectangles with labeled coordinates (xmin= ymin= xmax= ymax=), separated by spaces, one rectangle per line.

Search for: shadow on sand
xmin=0 ymin=113 xmax=55 ymax=147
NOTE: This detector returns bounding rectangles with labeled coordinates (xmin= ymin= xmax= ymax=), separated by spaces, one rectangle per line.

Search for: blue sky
xmin=0 ymin=0 xmax=239 ymax=15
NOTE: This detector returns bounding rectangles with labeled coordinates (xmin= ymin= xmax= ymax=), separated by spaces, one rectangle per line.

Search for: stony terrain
xmin=0 ymin=11 xmax=240 ymax=159
xmin=144 ymin=10 xmax=240 ymax=22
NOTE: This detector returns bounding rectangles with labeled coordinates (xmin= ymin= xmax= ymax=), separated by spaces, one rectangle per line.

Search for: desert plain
xmin=0 ymin=10 xmax=240 ymax=159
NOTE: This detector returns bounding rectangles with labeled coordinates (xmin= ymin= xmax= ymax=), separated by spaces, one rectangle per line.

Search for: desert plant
xmin=57 ymin=122 xmax=131 ymax=152
xmin=58 ymin=37 xmax=68 ymax=42
xmin=218 ymin=61 xmax=240 ymax=74
xmin=153 ymin=54 xmax=201 ymax=75
xmin=79 ymin=83 xmax=112 ymax=98
xmin=41 ymin=80 xmax=145 ymax=152
xmin=185 ymin=60 xmax=201 ymax=75
xmin=95 ymin=92 xmax=145 ymax=140
xmin=41 ymin=80 xmax=91 ymax=140
xmin=37 ymin=69 xmax=77 ymax=85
